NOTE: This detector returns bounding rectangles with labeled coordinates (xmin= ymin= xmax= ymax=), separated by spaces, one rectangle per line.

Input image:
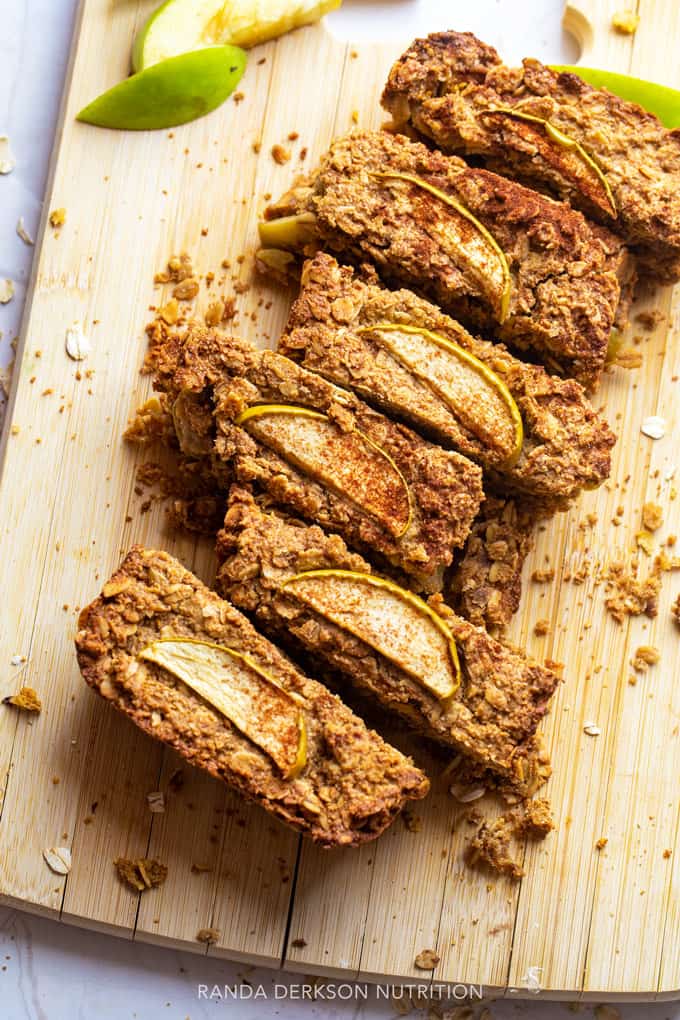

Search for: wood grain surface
xmin=0 ymin=0 xmax=677 ymax=1000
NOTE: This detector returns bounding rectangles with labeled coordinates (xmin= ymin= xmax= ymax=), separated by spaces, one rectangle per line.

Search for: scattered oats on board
xmin=583 ymin=722 xmax=601 ymax=736
xmin=0 ymin=135 xmax=16 ymax=174
xmin=146 ymin=790 xmax=165 ymax=813
xmin=16 ymin=216 xmax=34 ymax=246
xmin=0 ymin=279 xmax=15 ymax=304
xmin=43 ymin=846 xmax=72 ymax=875
xmin=641 ymin=415 xmax=666 ymax=439
xmin=65 ymin=322 xmax=91 ymax=361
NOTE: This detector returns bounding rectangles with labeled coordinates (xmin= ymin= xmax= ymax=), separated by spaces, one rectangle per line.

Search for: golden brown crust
xmin=265 ymin=130 xmax=624 ymax=387
xmin=216 ymin=487 xmax=559 ymax=796
xmin=382 ymin=31 xmax=680 ymax=277
xmin=129 ymin=327 xmax=483 ymax=592
xmin=75 ymin=547 xmax=429 ymax=848
xmin=281 ymin=253 xmax=616 ymax=506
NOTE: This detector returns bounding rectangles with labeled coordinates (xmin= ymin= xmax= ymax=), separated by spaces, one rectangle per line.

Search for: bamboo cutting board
xmin=0 ymin=0 xmax=678 ymax=1001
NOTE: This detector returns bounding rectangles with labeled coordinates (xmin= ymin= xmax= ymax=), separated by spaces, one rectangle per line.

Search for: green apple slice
xmin=551 ymin=66 xmax=680 ymax=130
xmin=359 ymin=323 xmax=523 ymax=466
xmin=281 ymin=569 xmax=461 ymax=700
xmin=234 ymin=403 xmax=412 ymax=537
xmin=480 ymin=107 xmax=616 ymax=218
xmin=371 ymin=171 xmax=511 ymax=324
xmin=77 ymin=46 xmax=246 ymax=131
xmin=133 ymin=0 xmax=341 ymax=71
xmin=258 ymin=212 xmax=318 ymax=250
xmin=140 ymin=638 xmax=307 ymax=778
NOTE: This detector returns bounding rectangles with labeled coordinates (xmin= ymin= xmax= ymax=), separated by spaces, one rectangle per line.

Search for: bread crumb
xmin=642 ymin=502 xmax=663 ymax=531
xmin=612 ymin=10 xmax=639 ymax=34
xmin=232 ymin=91 xmax=244 ymax=103
xmin=222 ymin=297 xmax=237 ymax=321
xmin=604 ymin=560 xmax=661 ymax=623
xmin=635 ymin=530 xmax=655 ymax=556
xmin=534 ymin=618 xmax=551 ymax=636
xmin=632 ymin=645 xmax=660 ymax=672
xmin=3 ymin=686 xmax=42 ymax=713
xmin=595 ymin=837 xmax=608 ymax=850
xmin=155 ymin=253 xmax=193 ymax=285
xmin=114 ymin=857 xmax=167 ymax=891
xmin=636 ymin=309 xmax=663 ymax=330
xmin=158 ymin=298 xmax=179 ymax=325
xmin=204 ymin=300 xmax=226 ymax=327
xmin=414 ymin=949 xmax=440 ymax=970
xmin=172 ymin=278 xmax=199 ymax=301
xmin=196 ymin=927 xmax=221 ymax=944
xmin=516 ymin=798 xmax=554 ymax=838
xmin=466 ymin=800 xmax=553 ymax=881
xmin=531 ymin=568 xmax=555 ymax=583
xmin=271 ymin=144 xmax=291 ymax=165
xmin=49 ymin=208 xmax=66 ymax=228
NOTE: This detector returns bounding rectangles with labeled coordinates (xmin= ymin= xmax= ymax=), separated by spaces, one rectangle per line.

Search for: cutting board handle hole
xmin=562 ymin=2 xmax=591 ymax=62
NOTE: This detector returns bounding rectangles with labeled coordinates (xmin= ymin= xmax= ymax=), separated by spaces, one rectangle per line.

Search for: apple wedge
xmin=77 ymin=47 xmax=246 ymax=131
xmin=234 ymin=404 xmax=412 ymax=538
xmin=133 ymin=0 xmax=341 ymax=71
xmin=480 ymin=108 xmax=616 ymax=218
xmin=258 ymin=211 xmax=318 ymax=250
xmin=371 ymin=171 xmax=511 ymax=323
xmin=358 ymin=323 xmax=523 ymax=467
xmin=281 ymin=569 xmax=461 ymax=701
xmin=140 ymin=638 xmax=307 ymax=778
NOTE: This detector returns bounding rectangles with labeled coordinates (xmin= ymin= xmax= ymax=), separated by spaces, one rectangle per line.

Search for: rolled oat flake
xmin=43 ymin=846 xmax=72 ymax=875
xmin=641 ymin=415 xmax=666 ymax=439
xmin=65 ymin=322 xmax=91 ymax=361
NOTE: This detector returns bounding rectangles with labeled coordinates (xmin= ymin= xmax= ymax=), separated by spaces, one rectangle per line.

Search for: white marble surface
xmin=1 ymin=1 xmax=678 ymax=1017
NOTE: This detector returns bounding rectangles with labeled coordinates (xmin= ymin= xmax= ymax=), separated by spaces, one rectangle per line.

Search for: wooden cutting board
xmin=0 ymin=0 xmax=678 ymax=1001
